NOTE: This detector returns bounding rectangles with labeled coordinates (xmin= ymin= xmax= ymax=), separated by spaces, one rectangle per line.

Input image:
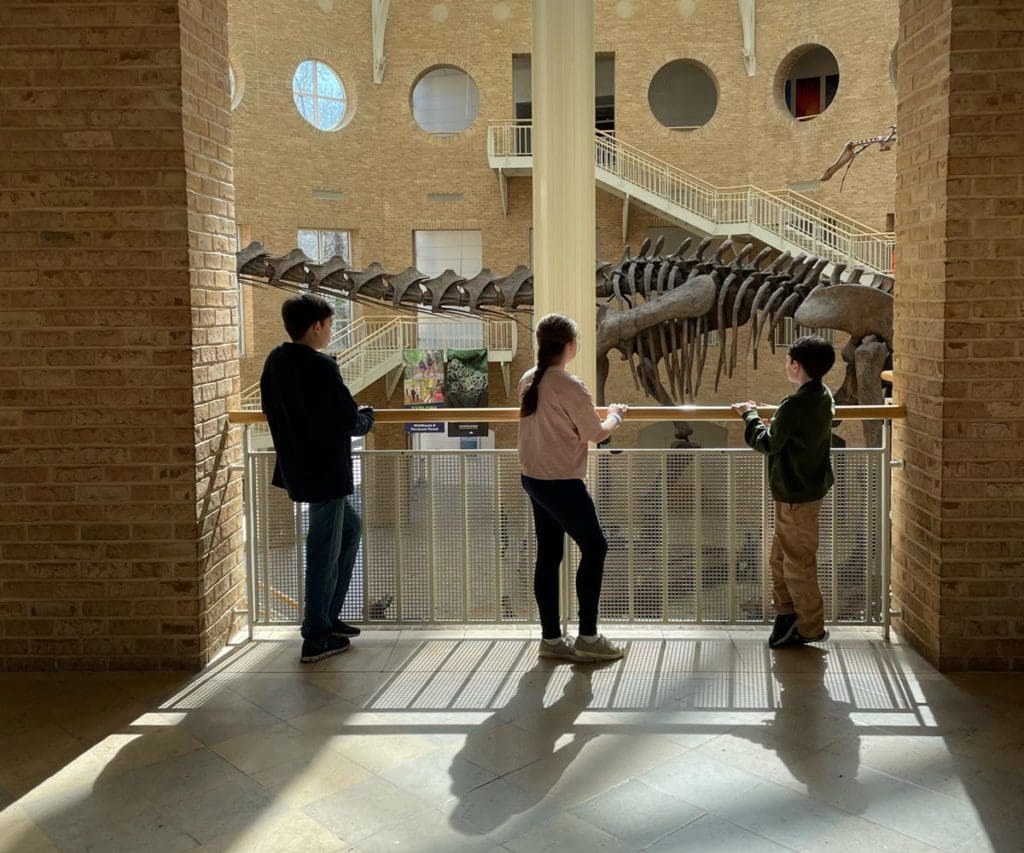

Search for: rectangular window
xmin=297 ymin=228 xmax=352 ymax=323
xmin=413 ymin=230 xmax=484 ymax=349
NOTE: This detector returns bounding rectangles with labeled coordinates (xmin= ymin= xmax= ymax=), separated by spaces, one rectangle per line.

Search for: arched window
xmin=292 ymin=59 xmax=348 ymax=131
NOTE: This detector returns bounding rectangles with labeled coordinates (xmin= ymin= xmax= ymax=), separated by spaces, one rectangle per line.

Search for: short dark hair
xmin=282 ymin=294 xmax=333 ymax=340
xmin=788 ymin=335 xmax=835 ymax=380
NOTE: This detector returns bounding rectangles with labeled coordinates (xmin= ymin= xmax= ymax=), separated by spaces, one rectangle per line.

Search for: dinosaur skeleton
xmin=820 ymin=125 xmax=898 ymax=191
xmin=237 ymin=236 xmax=894 ymax=445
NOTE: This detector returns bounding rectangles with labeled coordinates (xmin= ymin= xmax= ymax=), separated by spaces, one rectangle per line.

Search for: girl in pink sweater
xmin=517 ymin=313 xmax=628 ymax=662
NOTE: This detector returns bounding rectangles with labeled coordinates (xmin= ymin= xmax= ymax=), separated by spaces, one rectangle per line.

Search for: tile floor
xmin=1 ymin=626 xmax=1023 ymax=852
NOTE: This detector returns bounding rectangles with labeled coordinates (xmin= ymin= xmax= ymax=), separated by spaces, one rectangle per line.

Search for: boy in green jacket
xmin=733 ymin=335 xmax=836 ymax=648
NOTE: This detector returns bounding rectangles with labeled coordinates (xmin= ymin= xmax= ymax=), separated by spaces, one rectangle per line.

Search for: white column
xmin=531 ymin=0 xmax=596 ymax=391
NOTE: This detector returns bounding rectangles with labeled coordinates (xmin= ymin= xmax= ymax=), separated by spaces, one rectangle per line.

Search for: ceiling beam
xmin=738 ymin=0 xmax=755 ymax=77
xmin=372 ymin=0 xmax=390 ymax=84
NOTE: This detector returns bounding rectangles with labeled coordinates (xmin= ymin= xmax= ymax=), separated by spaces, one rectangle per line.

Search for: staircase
xmin=240 ymin=315 xmax=518 ymax=412
xmin=487 ymin=121 xmax=895 ymax=275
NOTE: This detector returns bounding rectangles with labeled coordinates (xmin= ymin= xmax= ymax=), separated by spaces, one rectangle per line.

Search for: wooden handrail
xmin=228 ymin=403 xmax=906 ymax=425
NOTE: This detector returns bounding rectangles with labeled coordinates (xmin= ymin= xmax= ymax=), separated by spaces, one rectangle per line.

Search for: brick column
xmin=0 ymin=1 xmax=242 ymax=669
xmin=893 ymin=0 xmax=1024 ymax=670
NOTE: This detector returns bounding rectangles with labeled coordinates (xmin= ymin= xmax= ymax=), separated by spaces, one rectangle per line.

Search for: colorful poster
xmin=403 ymin=349 xmax=445 ymax=434
xmin=445 ymin=348 xmax=488 ymax=437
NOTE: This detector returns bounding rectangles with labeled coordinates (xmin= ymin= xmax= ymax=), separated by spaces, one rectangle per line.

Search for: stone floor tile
xmin=646 ymin=813 xmax=793 ymax=852
xmin=0 ymin=805 xmax=55 ymax=853
xmin=354 ymin=807 xmax=495 ymax=853
xmin=380 ymin=746 xmax=497 ymax=807
xmin=636 ymin=750 xmax=763 ymax=812
xmin=438 ymin=777 xmax=562 ymax=844
xmin=504 ymin=731 xmax=689 ymax=810
xmin=715 ymin=779 xmax=859 ymax=850
xmin=212 ymin=721 xmax=330 ymax=776
xmin=162 ymin=774 xmax=288 ymax=845
xmin=227 ymin=673 xmax=342 ymax=720
xmin=201 ymin=808 xmax=353 ymax=852
xmin=571 ymin=778 xmax=704 ymax=848
xmin=501 ymin=812 xmax=632 ymax=853
xmin=303 ymin=776 xmax=433 ymax=843
xmin=249 ymin=747 xmax=370 ymax=807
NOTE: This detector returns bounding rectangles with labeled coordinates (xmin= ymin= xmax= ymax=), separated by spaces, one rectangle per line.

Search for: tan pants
xmin=769 ymin=500 xmax=825 ymax=637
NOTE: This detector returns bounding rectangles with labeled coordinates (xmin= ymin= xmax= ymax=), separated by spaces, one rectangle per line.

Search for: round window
xmin=228 ymin=62 xmax=244 ymax=111
xmin=411 ymin=66 xmax=480 ymax=134
xmin=648 ymin=60 xmax=718 ymax=129
xmin=292 ymin=59 xmax=348 ymax=131
xmin=777 ymin=45 xmax=840 ymax=121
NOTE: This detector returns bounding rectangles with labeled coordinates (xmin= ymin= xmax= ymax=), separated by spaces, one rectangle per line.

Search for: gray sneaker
xmin=574 ymin=634 xmax=625 ymax=661
xmin=538 ymin=637 xmax=591 ymax=662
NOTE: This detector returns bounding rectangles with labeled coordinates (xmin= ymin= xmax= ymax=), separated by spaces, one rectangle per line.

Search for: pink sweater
xmin=517 ymin=367 xmax=604 ymax=480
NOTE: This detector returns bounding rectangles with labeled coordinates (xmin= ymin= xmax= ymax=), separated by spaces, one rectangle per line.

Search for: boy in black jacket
xmin=261 ymin=294 xmax=375 ymax=662
xmin=733 ymin=335 xmax=836 ymax=649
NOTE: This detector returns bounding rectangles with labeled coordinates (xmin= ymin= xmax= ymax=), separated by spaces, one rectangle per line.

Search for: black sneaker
xmin=791 ymin=629 xmax=829 ymax=646
xmin=300 ymin=635 xmax=350 ymax=663
xmin=768 ymin=614 xmax=798 ymax=648
xmin=331 ymin=619 xmax=361 ymax=638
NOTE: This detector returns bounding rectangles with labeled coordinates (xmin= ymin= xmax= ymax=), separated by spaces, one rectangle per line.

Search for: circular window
xmin=777 ymin=45 xmax=839 ymax=121
xmin=228 ymin=62 xmax=244 ymax=110
xmin=411 ymin=66 xmax=480 ymax=134
xmin=292 ymin=59 xmax=348 ymax=131
xmin=648 ymin=60 xmax=718 ymax=129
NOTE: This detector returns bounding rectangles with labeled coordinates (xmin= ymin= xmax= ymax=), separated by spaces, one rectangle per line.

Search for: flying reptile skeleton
xmin=820 ymin=125 xmax=898 ymax=190
xmin=237 ymin=236 xmax=894 ymax=446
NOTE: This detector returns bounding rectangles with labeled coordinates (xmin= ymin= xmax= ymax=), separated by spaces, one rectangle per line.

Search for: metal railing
xmin=232 ymin=404 xmax=903 ymax=639
xmin=487 ymin=120 xmax=895 ymax=274
xmin=240 ymin=316 xmax=518 ymax=410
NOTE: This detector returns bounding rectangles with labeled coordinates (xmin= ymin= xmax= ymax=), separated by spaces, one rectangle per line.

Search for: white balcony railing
xmin=240 ymin=316 xmax=518 ymax=409
xmin=487 ymin=121 xmax=895 ymax=275
xmin=244 ymin=444 xmax=886 ymax=628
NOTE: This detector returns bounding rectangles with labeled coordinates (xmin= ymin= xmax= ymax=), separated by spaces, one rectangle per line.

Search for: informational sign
xmin=445 ymin=348 xmax=488 ymax=437
xmin=403 ymin=348 xmax=445 ymax=434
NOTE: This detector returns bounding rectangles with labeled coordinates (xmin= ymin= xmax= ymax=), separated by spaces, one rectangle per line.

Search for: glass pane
xmin=293 ymin=60 xmax=314 ymax=96
xmin=295 ymin=94 xmax=315 ymax=125
xmin=315 ymin=62 xmax=344 ymax=100
xmin=322 ymin=230 xmax=350 ymax=262
xmin=229 ymin=64 xmax=236 ymax=101
xmin=297 ymin=229 xmax=320 ymax=261
xmin=317 ymin=97 xmax=345 ymax=130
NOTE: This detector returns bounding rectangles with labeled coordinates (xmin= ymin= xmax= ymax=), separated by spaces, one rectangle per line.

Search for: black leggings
xmin=521 ymin=475 xmax=608 ymax=639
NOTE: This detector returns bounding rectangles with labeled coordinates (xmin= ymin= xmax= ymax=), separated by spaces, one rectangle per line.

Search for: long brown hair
xmin=519 ymin=313 xmax=578 ymax=417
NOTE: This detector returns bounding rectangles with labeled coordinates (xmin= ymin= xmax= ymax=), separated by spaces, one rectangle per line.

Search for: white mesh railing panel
xmin=248 ymin=443 xmax=883 ymax=626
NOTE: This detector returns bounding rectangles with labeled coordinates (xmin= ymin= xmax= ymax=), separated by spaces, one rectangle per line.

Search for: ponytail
xmin=519 ymin=313 xmax=578 ymax=417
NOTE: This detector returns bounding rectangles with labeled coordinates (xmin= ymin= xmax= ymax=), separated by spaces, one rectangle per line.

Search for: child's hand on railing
xmin=732 ymin=400 xmax=757 ymax=417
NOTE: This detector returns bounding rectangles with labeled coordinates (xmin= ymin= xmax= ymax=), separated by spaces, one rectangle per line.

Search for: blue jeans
xmin=302 ymin=497 xmax=362 ymax=641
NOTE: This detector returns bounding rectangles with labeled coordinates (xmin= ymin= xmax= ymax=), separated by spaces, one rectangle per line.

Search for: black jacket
xmin=260 ymin=342 xmax=375 ymax=502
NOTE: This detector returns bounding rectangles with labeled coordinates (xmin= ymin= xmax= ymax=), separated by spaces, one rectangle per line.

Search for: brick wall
xmin=0 ymin=0 xmax=242 ymax=669
xmin=230 ymin=0 xmax=885 ymax=436
xmin=179 ymin=0 xmax=244 ymax=664
xmin=894 ymin=0 xmax=1024 ymax=670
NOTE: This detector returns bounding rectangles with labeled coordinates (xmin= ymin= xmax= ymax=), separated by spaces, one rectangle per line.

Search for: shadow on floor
xmin=2 ymin=631 xmax=1023 ymax=851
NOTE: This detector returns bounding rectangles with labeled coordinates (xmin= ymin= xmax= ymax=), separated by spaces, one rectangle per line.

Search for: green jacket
xmin=742 ymin=380 xmax=835 ymax=503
